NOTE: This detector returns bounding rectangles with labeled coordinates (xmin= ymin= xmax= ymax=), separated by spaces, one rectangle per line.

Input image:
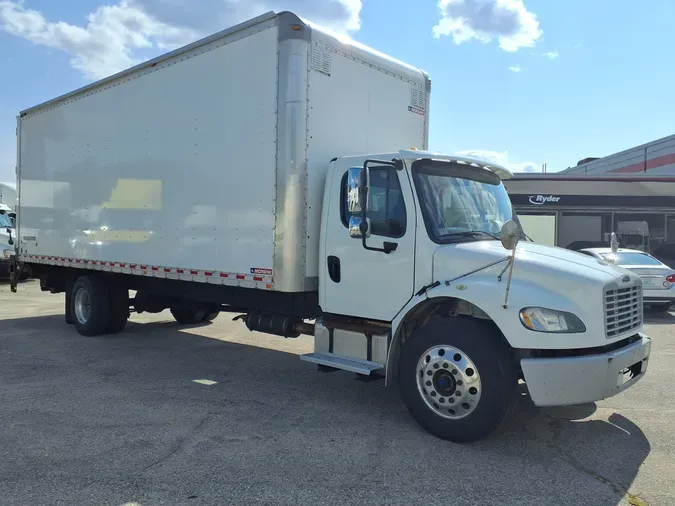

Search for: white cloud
xmin=147 ymin=0 xmax=362 ymax=33
xmin=456 ymin=149 xmax=540 ymax=173
xmin=0 ymin=0 xmax=198 ymax=79
xmin=0 ymin=0 xmax=363 ymax=80
xmin=542 ymin=50 xmax=559 ymax=59
xmin=508 ymin=64 xmax=523 ymax=72
xmin=433 ymin=0 xmax=542 ymax=52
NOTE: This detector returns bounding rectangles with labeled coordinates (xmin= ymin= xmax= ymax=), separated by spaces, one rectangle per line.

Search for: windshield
xmin=601 ymin=252 xmax=663 ymax=266
xmin=0 ymin=213 xmax=13 ymax=228
xmin=412 ymin=161 xmax=516 ymax=243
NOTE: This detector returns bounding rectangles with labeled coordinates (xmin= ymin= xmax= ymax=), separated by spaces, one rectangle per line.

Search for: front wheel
xmin=398 ymin=317 xmax=517 ymax=443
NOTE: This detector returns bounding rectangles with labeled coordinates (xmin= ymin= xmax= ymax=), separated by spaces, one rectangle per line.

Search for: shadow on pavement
xmin=0 ymin=314 xmax=652 ymax=506
xmin=644 ymin=307 xmax=675 ymax=324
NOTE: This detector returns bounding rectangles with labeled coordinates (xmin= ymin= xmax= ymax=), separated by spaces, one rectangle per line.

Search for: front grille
xmin=604 ymin=282 xmax=643 ymax=338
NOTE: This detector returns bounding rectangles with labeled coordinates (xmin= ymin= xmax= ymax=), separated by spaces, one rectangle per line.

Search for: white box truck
xmin=10 ymin=11 xmax=651 ymax=442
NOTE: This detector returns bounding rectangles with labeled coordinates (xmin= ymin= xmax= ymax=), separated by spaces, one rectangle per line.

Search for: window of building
xmin=667 ymin=215 xmax=675 ymax=242
xmin=517 ymin=212 xmax=557 ymax=246
xmin=341 ymin=167 xmax=407 ymax=238
xmin=614 ymin=213 xmax=666 ymax=253
xmin=558 ymin=212 xmax=613 ymax=250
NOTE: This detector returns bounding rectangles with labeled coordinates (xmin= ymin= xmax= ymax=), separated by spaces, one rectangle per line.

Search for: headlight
xmin=519 ymin=307 xmax=586 ymax=333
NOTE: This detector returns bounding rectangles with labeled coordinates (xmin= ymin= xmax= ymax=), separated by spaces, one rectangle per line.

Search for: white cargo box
xmin=16 ymin=11 xmax=429 ymax=294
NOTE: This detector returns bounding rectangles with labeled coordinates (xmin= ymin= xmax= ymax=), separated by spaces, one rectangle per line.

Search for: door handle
xmin=327 ymin=256 xmax=341 ymax=283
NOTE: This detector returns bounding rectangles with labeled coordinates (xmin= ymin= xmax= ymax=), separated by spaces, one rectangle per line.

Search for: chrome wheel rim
xmin=416 ymin=345 xmax=482 ymax=420
xmin=74 ymin=288 xmax=92 ymax=325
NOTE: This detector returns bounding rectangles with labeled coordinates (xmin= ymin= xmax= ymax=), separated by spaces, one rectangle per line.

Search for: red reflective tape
xmin=120 ymin=263 xmax=126 ymax=267
xmin=164 ymin=268 xmax=171 ymax=273
xmin=236 ymin=274 xmax=245 ymax=280
xmin=177 ymin=269 xmax=184 ymax=274
xmin=220 ymin=273 xmax=228 ymax=278
xmin=190 ymin=270 xmax=198 ymax=275
xmin=141 ymin=265 xmax=147 ymax=269
xmin=205 ymin=272 xmax=213 ymax=277
xmin=151 ymin=266 xmax=158 ymax=271
xmin=253 ymin=276 xmax=263 ymax=282
xmin=130 ymin=264 xmax=136 ymax=268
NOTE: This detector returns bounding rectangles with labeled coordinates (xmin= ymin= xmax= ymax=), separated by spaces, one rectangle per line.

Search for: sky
xmin=1 ymin=0 xmax=674 ymax=182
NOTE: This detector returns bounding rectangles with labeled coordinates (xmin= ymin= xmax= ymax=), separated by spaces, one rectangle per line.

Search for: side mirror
xmin=610 ymin=232 xmax=619 ymax=253
xmin=346 ymin=166 xmax=371 ymax=241
xmin=346 ymin=166 xmax=369 ymax=214
xmin=349 ymin=216 xmax=371 ymax=239
xmin=500 ymin=220 xmax=520 ymax=251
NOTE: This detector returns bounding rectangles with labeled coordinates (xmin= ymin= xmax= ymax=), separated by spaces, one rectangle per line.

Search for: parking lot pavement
xmin=0 ymin=280 xmax=674 ymax=506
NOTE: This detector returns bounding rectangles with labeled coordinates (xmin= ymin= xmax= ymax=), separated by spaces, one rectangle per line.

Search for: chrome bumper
xmin=521 ymin=334 xmax=651 ymax=407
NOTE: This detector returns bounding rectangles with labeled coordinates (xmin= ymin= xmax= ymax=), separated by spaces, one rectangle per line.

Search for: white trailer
xmin=12 ymin=11 xmax=651 ymax=443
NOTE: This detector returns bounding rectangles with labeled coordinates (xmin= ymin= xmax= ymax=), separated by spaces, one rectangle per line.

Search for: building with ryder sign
xmin=504 ymin=134 xmax=675 ymax=267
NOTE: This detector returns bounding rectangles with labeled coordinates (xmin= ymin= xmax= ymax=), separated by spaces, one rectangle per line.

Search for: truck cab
xmin=310 ymin=149 xmax=651 ymax=442
xmin=0 ymin=203 xmax=16 ymax=279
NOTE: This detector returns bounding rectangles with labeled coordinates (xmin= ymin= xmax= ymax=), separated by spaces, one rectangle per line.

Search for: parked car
xmin=578 ymin=247 xmax=675 ymax=312
xmin=652 ymin=242 xmax=675 ymax=269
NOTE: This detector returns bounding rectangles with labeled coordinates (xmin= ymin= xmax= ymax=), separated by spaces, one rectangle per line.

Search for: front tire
xmin=398 ymin=317 xmax=517 ymax=443
xmin=71 ymin=275 xmax=111 ymax=337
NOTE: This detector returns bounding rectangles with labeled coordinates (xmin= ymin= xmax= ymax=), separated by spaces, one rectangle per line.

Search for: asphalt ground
xmin=1 ymin=279 xmax=674 ymax=506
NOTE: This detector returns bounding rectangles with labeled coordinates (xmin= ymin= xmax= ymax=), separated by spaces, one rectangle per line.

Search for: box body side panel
xmin=18 ymin=22 xmax=280 ymax=290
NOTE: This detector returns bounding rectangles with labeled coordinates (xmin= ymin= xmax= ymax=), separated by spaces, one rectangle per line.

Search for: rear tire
xmin=398 ymin=317 xmax=517 ymax=443
xmin=171 ymin=308 xmax=206 ymax=324
xmin=106 ymin=282 xmax=129 ymax=334
xmin=70 ymin=275 xmax=111 ymax=337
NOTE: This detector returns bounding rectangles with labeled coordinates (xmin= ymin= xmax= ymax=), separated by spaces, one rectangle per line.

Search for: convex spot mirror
xmin=500 ymin=220 xmax=520 ymax=251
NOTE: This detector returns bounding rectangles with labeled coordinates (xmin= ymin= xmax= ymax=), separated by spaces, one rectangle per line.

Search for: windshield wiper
xmin=441 ymin=230 xmax=500 ymax=241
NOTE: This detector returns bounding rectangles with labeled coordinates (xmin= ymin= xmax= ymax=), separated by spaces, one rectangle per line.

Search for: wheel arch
xmin=386 ymin=294 xmax=511 ymax=386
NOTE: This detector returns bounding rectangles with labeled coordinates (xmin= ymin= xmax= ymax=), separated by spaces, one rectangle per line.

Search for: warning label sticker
xmin=408 ymin=105 xmax=425 ymax=116
xmin=250 ymin=268 xmax=273 ymax=276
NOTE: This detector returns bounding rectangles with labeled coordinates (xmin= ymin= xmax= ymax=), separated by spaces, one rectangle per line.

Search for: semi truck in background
xmin=10 ymin=11 xmax=651 ymax=442
xmin=1 ymin=182 xmax=17 ymax=279
xmin=0 ymin=181 xmax=16 ymax=208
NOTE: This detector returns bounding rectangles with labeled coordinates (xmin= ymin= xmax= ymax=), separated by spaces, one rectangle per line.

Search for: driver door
xmin=322 ymin=163 xmax=416 ymax=322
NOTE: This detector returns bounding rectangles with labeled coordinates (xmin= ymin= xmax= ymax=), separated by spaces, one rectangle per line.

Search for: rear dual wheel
xmin=70 ymin=275 xmax=128 ymax=336
xmin=398 ymin=317 xmax=517 ymax=443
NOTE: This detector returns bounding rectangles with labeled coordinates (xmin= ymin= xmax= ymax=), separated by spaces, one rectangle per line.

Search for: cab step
xmin=300 ymin=353 xmax=384 ymax=375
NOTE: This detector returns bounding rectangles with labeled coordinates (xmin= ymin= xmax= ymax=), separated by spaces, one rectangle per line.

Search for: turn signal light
xmin=666 ymin=274 xmax=675 ymax=283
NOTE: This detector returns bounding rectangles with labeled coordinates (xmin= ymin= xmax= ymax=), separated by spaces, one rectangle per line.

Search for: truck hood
xmin=433 ymin=240 xmax=631 ymax=287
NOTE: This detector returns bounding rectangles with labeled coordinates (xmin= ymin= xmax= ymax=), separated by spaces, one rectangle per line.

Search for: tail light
xmin=666 ymin=274 xmax=675 ymax=283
